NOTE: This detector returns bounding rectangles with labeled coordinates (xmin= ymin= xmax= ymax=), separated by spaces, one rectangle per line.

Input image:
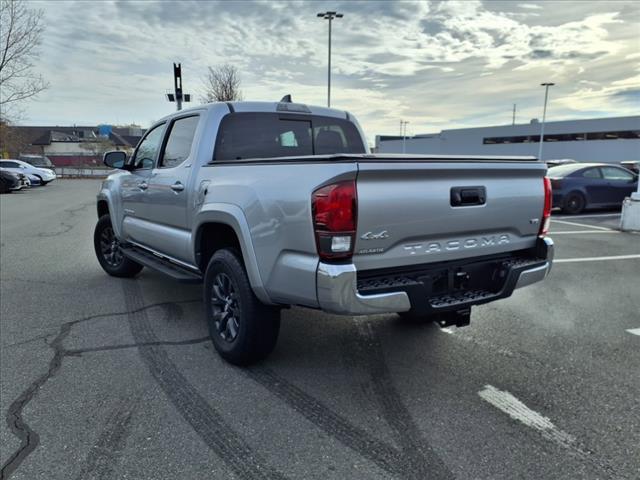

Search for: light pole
xmin=317 ymin=11 xmax=343 ymax=108
xmin=401 ymin=120 xmax=409 ymax=153
xmin=538 ymin=82 xmax=554 ymax=161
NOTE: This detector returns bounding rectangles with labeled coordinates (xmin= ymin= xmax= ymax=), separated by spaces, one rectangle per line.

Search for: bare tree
xmin=0 ymin=0 xmax=48 ymax=120
xmin=201 ymin=64 xmax=242 ymax=103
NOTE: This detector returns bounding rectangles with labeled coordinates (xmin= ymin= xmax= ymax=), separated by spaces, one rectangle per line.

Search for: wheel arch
xmin=193 ymin=205 xmax=272 ymax=305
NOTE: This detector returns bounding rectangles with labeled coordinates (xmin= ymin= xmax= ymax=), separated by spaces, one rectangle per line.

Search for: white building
xmin=376 ymin=116 xmax=640 ymax=163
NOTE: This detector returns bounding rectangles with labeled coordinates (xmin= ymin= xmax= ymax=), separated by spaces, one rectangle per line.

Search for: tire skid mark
xmin=246 ymin=366 xmax=450 ymax=479
xmin=73 ymin=395 xmax=141 ymax=480
xmin=1 ymin=300 xmax=200 ymax=480
xmin=123 ymin=282 xmax=288 ymax=480
xmin=347 ymin=320 xmax=454 ymax=480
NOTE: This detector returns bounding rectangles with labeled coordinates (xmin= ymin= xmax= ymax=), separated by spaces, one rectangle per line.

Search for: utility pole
xmin=538 ymin=83 xmax=554 ymax=161
xmin=166 ymin=63 xmax=191 ymax=111
xmin=512 ymin=104 xmax=516 ymax=126
xmin=317 ymin=11 xmax=343 ymax=108
xmin=400 ymin=120 xmax=409 ymax=153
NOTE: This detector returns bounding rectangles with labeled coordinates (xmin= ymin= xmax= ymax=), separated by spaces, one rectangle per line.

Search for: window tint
xmin=132 ymin=124 xmax=165 ymax=169
xmin=160 ymin=116 xmax=199 ymax=168
xmin=313 ymin=116 xmax=365 ymax=155
xmin=0 ymin=161 xmax=19 ymax=168
xmin=214 ymin=113 xmax=365 ymax=161
xmin=582 ymin=168 xmax=601 ymax=179
xmin=601 ymin=166 xmax=634 ymax=181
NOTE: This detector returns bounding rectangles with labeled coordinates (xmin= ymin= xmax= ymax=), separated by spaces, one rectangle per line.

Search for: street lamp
xmin=400 ymin=120 xmax=410 ymax=153
xmin=538 ymin=82 xmax=555 ymax=161
xmin=317 ymin=11 xmax=343 ymax=108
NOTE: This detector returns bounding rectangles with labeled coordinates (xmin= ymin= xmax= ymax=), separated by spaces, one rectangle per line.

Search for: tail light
xmin=312 ymin=180 xmax=357 ymax=261
xmin=540 ymin=176 xmax=552 ymax=236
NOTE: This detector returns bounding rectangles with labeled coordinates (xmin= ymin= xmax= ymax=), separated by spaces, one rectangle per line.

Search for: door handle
xmin=138 ymin=182 xmax=148 ymax=190
xmin=450 ymin=186 xmax=486 ymax=206
xmin=170 ymin=182 xmax=185 ymax=192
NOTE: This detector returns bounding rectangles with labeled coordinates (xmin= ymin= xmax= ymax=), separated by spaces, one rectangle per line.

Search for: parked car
xmin=0 ymin=159 xmax=57 ymax=185
xmin=0 ymin=169 xmax=22 ymax=193
xmin=620 ymin=161 xmax=639 ymax=174
xmin=94 ymin=99 xmax=553 ymax=365
xmin=546 ymin=159 xmax=577 ymax=168
xmin=548 ymin=163 xmax=638 ymax=214
xmin=19 ymin=154 xmax=55 ymax=171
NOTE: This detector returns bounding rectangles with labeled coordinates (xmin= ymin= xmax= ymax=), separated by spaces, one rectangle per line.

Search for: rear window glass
xmin=548 ymin=164 xmax=590 ymax=177
xmin=214 ymin=113 xmax=365 ymax=161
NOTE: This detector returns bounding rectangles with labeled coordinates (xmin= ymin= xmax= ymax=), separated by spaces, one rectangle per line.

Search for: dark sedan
xmin=0 ymin=169 xmax=22 ymax=193
xmin=548 ymin=163 xmax=638 ymax=214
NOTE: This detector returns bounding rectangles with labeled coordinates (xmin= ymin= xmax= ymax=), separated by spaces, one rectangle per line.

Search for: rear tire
xmin=563 ymin=192 xmax=586 ymax=214
xmin=204 ymin=248 xmax=280 ymax=365
xmin=94 ymin=214 xmax=143 ymax=277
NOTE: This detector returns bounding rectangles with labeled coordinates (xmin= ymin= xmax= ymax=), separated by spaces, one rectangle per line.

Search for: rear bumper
xmin=317 ymin=237 xmax=553 ymax=316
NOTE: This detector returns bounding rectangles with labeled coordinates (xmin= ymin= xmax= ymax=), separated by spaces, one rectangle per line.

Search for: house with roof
xmin=1 ymin=123 xmax=145 ymax=166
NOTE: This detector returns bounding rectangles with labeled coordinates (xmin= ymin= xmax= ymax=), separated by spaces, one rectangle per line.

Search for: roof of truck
xmin=159 ymin=101 xmax=349 ymax=122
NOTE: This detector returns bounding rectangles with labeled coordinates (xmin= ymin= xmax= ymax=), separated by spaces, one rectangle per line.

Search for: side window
xmin=582 ymin=168 xmax=601 ymax=179
xmin=1 ymin=161 xmax=18 ymax=168
xmin=601 ymin=167 xmax=634 ymax=181
xmin=160 ymin=116 xmax=199 ymax=168
xmin=132 ymin=124 xmax=165 ymax=170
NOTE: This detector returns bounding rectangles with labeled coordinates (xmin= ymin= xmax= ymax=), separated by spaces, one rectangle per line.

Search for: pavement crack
xmin=0 ymin=299 xmax=200 ymax=480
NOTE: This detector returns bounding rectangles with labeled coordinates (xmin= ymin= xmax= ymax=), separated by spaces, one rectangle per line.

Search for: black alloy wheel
xmin=211 ymin=273 xmax=241 ymax=342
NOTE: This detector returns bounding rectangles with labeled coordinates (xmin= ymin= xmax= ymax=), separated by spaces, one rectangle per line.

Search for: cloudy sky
xmin=24 ymin=0 xmax=640 ymax=143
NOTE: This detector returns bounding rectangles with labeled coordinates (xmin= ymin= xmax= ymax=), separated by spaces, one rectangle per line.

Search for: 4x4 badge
xmin=361 ymin=230 xmax=389 ymax=240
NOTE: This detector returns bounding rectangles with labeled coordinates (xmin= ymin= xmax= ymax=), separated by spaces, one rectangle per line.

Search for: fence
xmin=55 ymin=166 xmax=112 ymax=178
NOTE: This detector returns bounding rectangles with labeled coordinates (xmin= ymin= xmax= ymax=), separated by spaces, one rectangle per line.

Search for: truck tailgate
xmin=354 ymin=160 xmax=547 ymax=271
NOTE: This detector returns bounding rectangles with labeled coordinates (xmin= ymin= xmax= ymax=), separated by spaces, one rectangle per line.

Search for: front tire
xmin=204 ymin=248 xmax=280 ymax=365
xmin=93 ymin=214 xmax=143 ymax=277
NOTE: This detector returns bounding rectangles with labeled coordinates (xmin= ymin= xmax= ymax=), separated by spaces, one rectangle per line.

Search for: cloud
xmin=23 ymin=0 xmax=640 ymax=138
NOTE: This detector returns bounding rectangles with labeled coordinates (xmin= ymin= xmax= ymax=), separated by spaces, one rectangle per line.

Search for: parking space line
xmin=554 ymin=214 xmax=620 ymax=220
xmin=551 ymin=230 xmax=621 ymax=235
xmin=478 ymin=385 xmax=577 ymax=449
xmin=550 ymin=219 xmax=613 ymax=231
xmin=555 ymin=254 xmax=640 ymax=263
xmin=626 ymin=328 xmax=640 ymax=336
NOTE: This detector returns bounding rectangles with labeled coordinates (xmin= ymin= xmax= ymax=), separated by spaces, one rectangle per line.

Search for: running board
xmin=121 ymin=245 xmax=203 ymax=283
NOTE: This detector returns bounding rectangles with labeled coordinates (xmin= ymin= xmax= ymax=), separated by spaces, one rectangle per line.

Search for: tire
xmin=93 ymin=214 xmax=143 ymax=277
xmin=563 ymin=192 xmax=586 ymax=214
xmin=204 ymin=248 xmax=280 ymax=365
xmin=34 ymin=175 xmax=43 ymax=186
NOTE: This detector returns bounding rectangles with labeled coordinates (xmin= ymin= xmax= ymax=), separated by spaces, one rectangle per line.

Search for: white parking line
xmin=551 ymin=230 xmax=621 ymax=235
xmin=550 ymin=219 xmax=613 ymax=231
xmin=555 ymin=254 xmax=640 ymax=263
xmin=554 ymin=213 xmax=620 ymax=220
xmin=626 ymin=328 xmax=640 ymax=336
xmin=478 ymin=385 xmax=577 ymax=449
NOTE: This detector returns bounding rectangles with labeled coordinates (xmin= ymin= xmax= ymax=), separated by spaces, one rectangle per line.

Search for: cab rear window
xmin=214 ymin=113 xmax=365 ymax=161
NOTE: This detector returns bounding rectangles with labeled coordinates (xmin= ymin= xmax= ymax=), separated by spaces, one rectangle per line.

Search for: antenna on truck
xmin=280 ymin=94 xmax=292 ymax=103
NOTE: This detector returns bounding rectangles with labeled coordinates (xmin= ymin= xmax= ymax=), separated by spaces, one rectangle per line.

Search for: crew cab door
xmin=142 ymin=114 xmax=200 ymax=262
xmin=120 ymin=123 xmax=166 ymax=246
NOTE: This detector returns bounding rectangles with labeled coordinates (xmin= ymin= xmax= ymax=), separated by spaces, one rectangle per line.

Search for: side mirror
xmin=103 ymin=151 xmax=127 ymax=169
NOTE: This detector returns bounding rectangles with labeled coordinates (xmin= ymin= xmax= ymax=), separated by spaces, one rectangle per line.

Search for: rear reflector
xmin=540 ymin=176 xmax=552 ymax=236
xmin=312 ymin=180 xmax=357 ymax=260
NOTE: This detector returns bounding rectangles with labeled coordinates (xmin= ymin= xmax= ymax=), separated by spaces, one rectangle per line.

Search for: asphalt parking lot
xmin=1 ymin=180 xmax=639 ymax=480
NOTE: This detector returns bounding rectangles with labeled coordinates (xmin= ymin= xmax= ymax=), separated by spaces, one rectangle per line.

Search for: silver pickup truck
xmin=95 ymin=99 xmax=553 ymax=365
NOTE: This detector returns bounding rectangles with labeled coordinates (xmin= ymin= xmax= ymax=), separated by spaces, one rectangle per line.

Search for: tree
xmin=0 ymin=0 xmax=48 ymax=120
xmin=201 ymin=64 xmax=242 ymax=103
